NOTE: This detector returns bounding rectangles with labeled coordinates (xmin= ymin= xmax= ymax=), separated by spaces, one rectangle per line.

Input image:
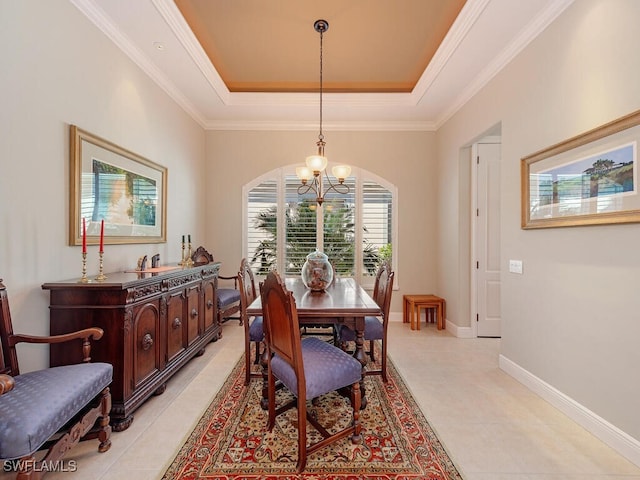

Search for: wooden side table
xmin=403 ymin=294 xmax=446 ymax=330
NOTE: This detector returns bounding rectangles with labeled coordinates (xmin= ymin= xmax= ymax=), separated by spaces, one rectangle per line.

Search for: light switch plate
xmin=509 ymin=259 xmax=523 ymax=274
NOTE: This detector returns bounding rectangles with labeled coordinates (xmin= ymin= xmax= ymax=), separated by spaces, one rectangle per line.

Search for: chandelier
xmin=296 ymin=19 xmax=351 ymax=206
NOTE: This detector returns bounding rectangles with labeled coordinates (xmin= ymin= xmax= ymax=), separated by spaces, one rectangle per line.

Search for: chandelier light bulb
xmin=306 ymin=155 xmax=328 ymax=173
xmin=331 ymin=165 xmax=351 ymax=182
xmin=296 ymin=166 xmax=314 ymax=182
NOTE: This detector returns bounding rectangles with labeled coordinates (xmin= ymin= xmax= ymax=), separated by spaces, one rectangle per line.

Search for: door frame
xmin=470 ymin=135 xmax=502 ymax=337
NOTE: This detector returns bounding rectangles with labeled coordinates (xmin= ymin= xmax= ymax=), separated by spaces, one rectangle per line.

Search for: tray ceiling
xmin=71 ymin=0 xmax=573 ymax=130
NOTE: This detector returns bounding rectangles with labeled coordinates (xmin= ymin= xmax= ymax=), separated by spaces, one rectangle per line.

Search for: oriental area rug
xmin=162 ymin=344 xmax=463 ymax=480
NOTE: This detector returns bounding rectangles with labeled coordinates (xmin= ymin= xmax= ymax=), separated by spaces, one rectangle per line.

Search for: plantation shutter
xmin=247 ymin=180 xmax=278 ymax=274
xmin=322 ymin=177 xmax=356 ymax=276
xmin=284 ymin=175 xmax=317 ymax=275
xmin=361 ymin=181 xmax=393 ymax=278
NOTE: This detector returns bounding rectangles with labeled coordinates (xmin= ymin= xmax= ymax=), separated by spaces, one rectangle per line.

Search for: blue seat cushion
xmin=249 ymin=316 xmax=263 ymax=342
xmin=217 ymin=288 xmax=240 ymax=307
xmin=271 ymin=337 xmax=361 ymax=399
xmin=339 ymin=316 xmax=383 ymax=342
xmin=0 ymin=362 xmax=113 ymax=460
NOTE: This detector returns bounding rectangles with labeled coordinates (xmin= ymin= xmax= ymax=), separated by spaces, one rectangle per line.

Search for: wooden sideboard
xmin=42 ymin=263 xmax=221 ymax=431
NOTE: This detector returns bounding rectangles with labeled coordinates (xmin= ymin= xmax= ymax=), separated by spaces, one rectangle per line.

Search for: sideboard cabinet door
xmin=166 ymin=290 xmax=186 ymax=364
xmin=131 ymin=300 xmax=161 ymax=390
xmin=202 ymin=274 xmax=218 ymax=337
xmin=186 ymin=284 xmax=201 ymax=345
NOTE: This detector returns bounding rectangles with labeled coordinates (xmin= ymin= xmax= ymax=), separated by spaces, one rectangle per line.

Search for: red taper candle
xmin=99 ymin=220 xmax=104 ymax=253
xmin=82 ymin=218 xmax=87 ymax=253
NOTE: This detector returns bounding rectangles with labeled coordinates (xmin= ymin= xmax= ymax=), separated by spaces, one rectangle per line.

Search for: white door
xmin=475 ymin=142 xmax=501 ymax=337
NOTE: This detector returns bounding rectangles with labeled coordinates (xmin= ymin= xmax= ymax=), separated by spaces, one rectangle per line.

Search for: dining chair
xmin=338 ymin=260 xmax=394 ymax=382
xmin=216 ymin=272 xmax=241 ymax=325
xmin=237 ymin=258 xmax=264 ymax=385
xmin=190 ymin=246 xmax=241 ymax=325
xmin=260 ymin=271 xmax=362 ymax=473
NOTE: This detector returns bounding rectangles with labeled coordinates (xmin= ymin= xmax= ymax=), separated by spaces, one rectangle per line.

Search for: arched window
xmin=243 ymin=165 xmax=397 ymax=287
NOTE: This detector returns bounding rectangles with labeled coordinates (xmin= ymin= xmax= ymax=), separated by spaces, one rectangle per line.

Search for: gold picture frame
xmin=521 ymin=110 xmax=640 ymax=229
xmin=69 ymin=125 xmax=167 ymax=246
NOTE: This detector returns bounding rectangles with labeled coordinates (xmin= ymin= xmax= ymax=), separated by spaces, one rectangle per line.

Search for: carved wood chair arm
xmin=9 ymin=327 xmax=104 ymax=363
xmin=0 ymin=374 xmax=16 ymax=395
xmin=218 ymin=274 xmax=239 ymax=289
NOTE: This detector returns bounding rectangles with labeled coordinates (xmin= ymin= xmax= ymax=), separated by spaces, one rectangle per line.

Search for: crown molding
xmin=70 ymin=0 xmax=209 ymax=127
xmin=151 ymin=0 xmax=231 ymax=104
xmin=434 ymin=0 xmax=575 ymax=128
xmin=413 ymin=0 xmax=491 ymax=103
xmin=202 ymin=119 xmax=437 ymax=132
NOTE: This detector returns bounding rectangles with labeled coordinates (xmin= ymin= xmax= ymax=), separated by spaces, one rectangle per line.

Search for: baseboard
xmin=389 ymin=312 xmax=474 ymax=338
xmin=500 ymin=354 xmax=640 ymax=468
xmin=446 ymin=323 xmax=474 ymax=338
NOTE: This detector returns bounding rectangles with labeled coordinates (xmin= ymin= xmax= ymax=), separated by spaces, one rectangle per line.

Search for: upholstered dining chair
xmin=0 ymin=278 xmax=112 ymax=478
xmin=338 ymin=260 xmax=395 ymax=382
xmin=260 ymin=271 xmax=362 ymax=473
xmin=191 ymin=246 xmax=241 ymax=325
xmin=237 ymin=258 xmax=263 ymax=385
xmin=217 ymin=271 xmax=241 ymax=325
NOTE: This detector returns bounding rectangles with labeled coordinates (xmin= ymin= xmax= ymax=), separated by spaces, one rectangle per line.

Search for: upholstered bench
xmin=0 ymin=278 xmax=112 ymax=477
xmin=0 ymin=363 xmax=113 ymax=461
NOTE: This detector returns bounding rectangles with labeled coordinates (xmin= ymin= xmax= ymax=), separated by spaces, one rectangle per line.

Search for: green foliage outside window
xmin=379 ymin=243 xmax=392 ymax=262
xmin=250 ymin=200 xmax=382 ymax=276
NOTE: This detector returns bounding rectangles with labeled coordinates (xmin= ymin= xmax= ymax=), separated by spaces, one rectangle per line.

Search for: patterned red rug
xmin=162 ymin=345 xmax=462 ymax=479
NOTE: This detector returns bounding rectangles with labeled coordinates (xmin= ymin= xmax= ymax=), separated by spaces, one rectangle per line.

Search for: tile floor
xmin=3 ymin=320 xmax=640 ymax=480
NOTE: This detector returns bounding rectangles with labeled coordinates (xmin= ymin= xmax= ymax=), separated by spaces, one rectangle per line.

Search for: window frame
xmin=242 ymin=164 xmax=397 ymax=289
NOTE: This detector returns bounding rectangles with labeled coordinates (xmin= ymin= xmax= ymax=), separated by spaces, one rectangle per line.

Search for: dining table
xmin=247 ymin=276 xmax=382 ymax=409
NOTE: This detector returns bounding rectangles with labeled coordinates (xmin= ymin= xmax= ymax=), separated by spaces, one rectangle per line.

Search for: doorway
xmin=472 ymin=138 xmax=502 ymax=337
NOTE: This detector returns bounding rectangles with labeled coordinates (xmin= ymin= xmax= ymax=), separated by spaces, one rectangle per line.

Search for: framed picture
xmin=521 ymin=110 xmax=640 ymax=229
xmin=69 ymin=125 xmax=167 ymax=246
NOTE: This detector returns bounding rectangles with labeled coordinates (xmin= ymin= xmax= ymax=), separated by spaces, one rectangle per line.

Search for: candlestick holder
xmin=79 ymin=252 xmax=90 ymax=283
xmin=95 ymin=251 xmax=107 ymax=281
xmin=184 ymin=241 xmax=194 ymax=267
xmin=179 ymin=239 xmax=186 ymax=266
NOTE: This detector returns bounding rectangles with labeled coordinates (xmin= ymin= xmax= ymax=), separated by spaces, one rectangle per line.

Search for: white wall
xmin=437 ymin=0 xmax=640 ymax=449
xmin=204 ymin=129 xmax=438 ymax=314
xmin=0 ymin=1 xmax=206 ymax=372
